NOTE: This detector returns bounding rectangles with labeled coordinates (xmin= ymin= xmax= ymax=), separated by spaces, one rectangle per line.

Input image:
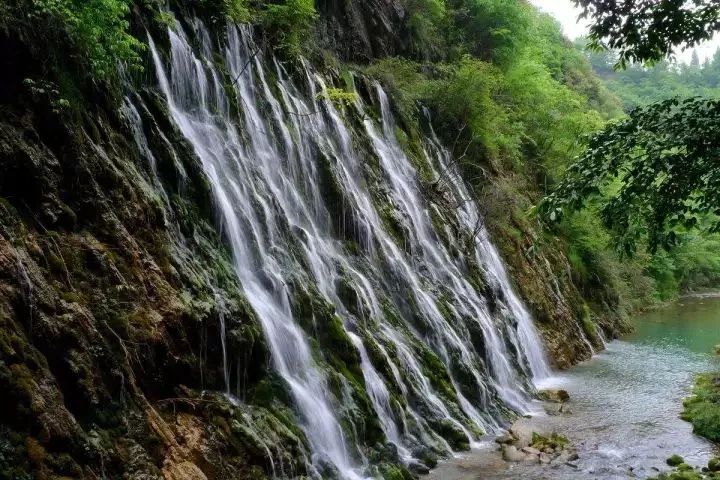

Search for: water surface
xmin=428 ymin=295 xmax=720 ymax=479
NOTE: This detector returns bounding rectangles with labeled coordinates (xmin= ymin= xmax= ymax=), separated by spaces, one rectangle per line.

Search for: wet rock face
xmin=315 ymin=0 xmax=410 ymax=62
xmin=483 ymin=179 xmax=631 ymax=369
xmin=539 ymin=389 xmax=570 ymax=403
xmin=0 ymin=44 xmax=290 ymax=478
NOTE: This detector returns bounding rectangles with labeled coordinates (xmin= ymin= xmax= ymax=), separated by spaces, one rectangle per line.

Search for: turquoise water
xmin=629 ymin=294 xmax=720 ymax=355
xmin=427 ymin=294 xmax=720 ymax=479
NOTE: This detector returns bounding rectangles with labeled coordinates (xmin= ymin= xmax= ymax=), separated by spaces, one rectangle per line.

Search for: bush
xmin=262 ymin=0 xmax=317 ymax=56
xmin=27 ymin=0 xmax=144 ymax=81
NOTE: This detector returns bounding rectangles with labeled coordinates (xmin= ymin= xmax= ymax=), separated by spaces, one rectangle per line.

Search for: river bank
xmin=427 ymin=295 xmax=720 ymax=479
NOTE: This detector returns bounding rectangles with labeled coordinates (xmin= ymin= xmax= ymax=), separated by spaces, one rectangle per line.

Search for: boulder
xmin=495 ymin=433 xmax=514 ymax=445
xmin=544 ymin=403 xmax=562 ymax=416
xmin=408 ymin=461 xmax=430 ymax=475
xmin=539 ymin=388 xmax=570 ymax=403
xmin=554 ymin=450 xmax=579 ymax=464
xmin=509 ymin=422 xmax=534 ymax=447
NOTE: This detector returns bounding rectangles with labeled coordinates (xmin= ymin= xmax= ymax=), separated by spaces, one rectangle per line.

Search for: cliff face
xmin=315 ymin=0 xmax=410 ymax=61
xmin=0 ymin=2 xmax=624 ymax=479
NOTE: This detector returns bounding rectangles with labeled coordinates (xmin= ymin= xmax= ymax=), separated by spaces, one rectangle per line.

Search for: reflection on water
xmin=427 ymin=295 xmax=720 ymax=480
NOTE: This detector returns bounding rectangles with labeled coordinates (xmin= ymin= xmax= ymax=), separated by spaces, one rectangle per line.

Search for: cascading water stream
xmin=147 ymin=18 xmax=550 ymax=478
xmin=421 ymin=109 xmax=551 ymax=384
xmin=361 ymin=86 xmax=548 ymax=412
xmin=149 ymin=27 xmax=364 ymax=479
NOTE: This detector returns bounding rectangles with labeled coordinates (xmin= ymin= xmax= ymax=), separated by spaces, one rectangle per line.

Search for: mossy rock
xmin=667 ymin=455 xmax=685 ymax=467
xmin=683 ymin=374 xmax=720 ymax=442
xmin=531 ymin=432 xmax=568 ymax=451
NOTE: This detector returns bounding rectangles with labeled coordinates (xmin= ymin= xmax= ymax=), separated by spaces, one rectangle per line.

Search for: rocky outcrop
xmin=315 ymin=0 xmax=410 ymax=62
xmin=496 ymin=422 xmax=578 ymax=467
xmin=0 ymin=21 xmax=305 ymax=477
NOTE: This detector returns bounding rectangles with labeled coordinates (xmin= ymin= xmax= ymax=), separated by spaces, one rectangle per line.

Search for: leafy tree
xmin=541 ymin=1 xmax=720 ymax=254
xmin=6 ymin=0 xmax=144 ymax=82
xmin=580 ymin=43 xmax=720 ymax=111
xmin=447 ymin=0 xmax=533 ymax=65
xmin=541 ymin=97 xmax=720 ymax=254
xmin=262 ymin=0 xmax=317 ymax=56
xmin=575 ymin=0 xmax=720 ymax=67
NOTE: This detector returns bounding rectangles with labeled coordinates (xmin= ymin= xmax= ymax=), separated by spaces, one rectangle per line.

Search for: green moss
xmin=580 ymin=305 xmax=601 ymax=345
xmin=261 ymin=0 xmax=317 ymax=57
xmin=682 ymin=374 xmax=720 ymax=442
xmin=379 ymin=464 xmax=415 ymax=480
xmin=376 ymin=200 xmax=409 ymax=249
xmin=649 ymin=463 xmax=708 ymax=480
xmin=429 ymin=419 xmax=469 ymax=450
xmin=531 ymin=432 xmax=568 ymax=451
xmin=418 ymin=347 xmax=458 ymax=403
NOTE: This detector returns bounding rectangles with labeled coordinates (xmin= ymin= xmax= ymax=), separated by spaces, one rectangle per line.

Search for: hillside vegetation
xmin=362 ymin=0 xmax=718 ymax=315
xmin=3 ymin=0 xmax=720 ymax=478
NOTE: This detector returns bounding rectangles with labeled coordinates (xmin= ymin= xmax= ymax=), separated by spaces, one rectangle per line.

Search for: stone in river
xmin=539 ymin=388 xmax=570 ymax=403
xmin=495 ymin=433 xmax=514 ymax=444
xmin=502 ymin=445 xmax=536 ymax=462
xmin=522 ymin=446 xmax=541 ymax=456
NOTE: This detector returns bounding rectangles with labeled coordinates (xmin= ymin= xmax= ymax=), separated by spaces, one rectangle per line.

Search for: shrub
xmin=262 ymin=0 xmax=317 ymax=56
xmin=28 ymin=0 xmax=144 ymax=81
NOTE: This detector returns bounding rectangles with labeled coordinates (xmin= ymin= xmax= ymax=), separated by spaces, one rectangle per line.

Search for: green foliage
xmin=530 ymin=432 xmax=568 ymax=450
xmin=28 ymin=0 xmax=144 ymax=80
xmin=574 ymin=0 xmax=720 ymax=67
xmin=528 ymin=0 xmax=720 ymax=301
xmin=541 ymin=97 xmax=720 ymax=255
xmin=225 ymin=0 xmax=251 ymax=22
xmin=446 ymin=0 xmax=532 ymax=66
xmin=404 ymin=0 xmax=447 ymax=57
xmin=682 ymin=373 xmax=720 ymax=443
xmin=262 ymin=0 xmax=317 ymax=56
xmin=582 ymin=43 xmax=720 ymax=112
xmin=428 ymin=57 xmax=517 ymax=162
xmin=317 ymin=88 xmax=358 ymax=108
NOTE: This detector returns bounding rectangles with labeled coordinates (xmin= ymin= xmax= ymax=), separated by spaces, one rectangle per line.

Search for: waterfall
xmin=147 ymin=18 xmax=550 ymax=478
xmin=421 ymin=109 xmax=551 ymax=384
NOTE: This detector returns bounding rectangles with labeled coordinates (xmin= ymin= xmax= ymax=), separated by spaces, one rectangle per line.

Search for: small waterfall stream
xmin=143 ymin=18 xmax=551 ymax=478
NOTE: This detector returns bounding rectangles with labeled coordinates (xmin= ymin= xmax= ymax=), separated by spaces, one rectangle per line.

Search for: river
xmin=427 ymin=294 xmax=720 ymax=479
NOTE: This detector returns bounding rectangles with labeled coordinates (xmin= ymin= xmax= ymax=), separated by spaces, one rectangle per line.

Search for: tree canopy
xmin=541 ymin=97 xmax=720 ymax=254
xmin=575 ymin=0 xmax=720 ymax=67
xmin=541 ymin=0 xmax=720 ymax=254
